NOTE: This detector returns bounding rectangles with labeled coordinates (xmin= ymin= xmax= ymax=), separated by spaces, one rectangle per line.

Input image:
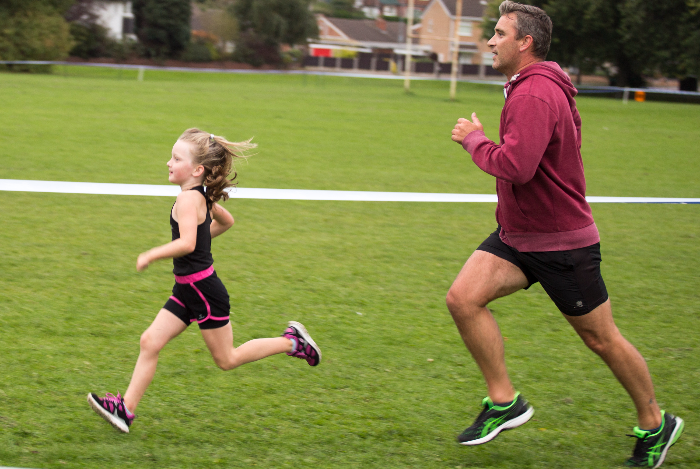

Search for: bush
xmin=180 ymin=42 xmax=212 ymax=62
xmin=69 ymin=23 xmax=113 ymax=59
xmin=133 ymin=0 xmax=191 ymax=59
xmin=231 ymin=0 xmax=317 ymax=66
xmin=0 ymin=10 xmax=74 ymax=68
xmin=68 ymin=23 xmax=144 ymax=61
xmin=179 ymin=30 xmax=221 ymax=62
xmin=281 ymin=48 xmax=303 ymax=66
xmin=107 ymin=38 xmax=144 ymax=62
xmin=231 ymin=30 xmax=279 ymax=67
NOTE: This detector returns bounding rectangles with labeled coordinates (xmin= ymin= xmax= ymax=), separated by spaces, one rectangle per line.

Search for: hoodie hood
xmin=509 ymin=61 xmax=578 ymax=105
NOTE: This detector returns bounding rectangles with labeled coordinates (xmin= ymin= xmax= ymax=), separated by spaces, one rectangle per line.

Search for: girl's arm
xmin=136 ymin=191 xmax=202 ymax=271
xmin=210 ymin=202 xmax=234 ymax=239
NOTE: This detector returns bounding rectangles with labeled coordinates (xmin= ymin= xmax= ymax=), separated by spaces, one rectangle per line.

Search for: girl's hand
xmin=137 ymin=252 xmax=151 ymax=272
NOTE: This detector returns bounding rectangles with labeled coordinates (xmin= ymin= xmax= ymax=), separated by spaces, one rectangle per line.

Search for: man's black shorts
xmin=477 ymin=227 xmax=609 ymax=316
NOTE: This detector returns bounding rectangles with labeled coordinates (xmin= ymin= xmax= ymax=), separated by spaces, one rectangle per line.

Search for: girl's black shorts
xmin=163 ymin=266 xmax=230 ymax=330
xmin=478 ymin=227 xmax=609 ymax=316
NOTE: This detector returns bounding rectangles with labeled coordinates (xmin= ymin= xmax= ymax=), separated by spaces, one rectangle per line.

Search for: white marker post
xmin=449 ymin=0 xmax=463 ymax=100
xmin=404 ymin=0 xmax=415 ymax=92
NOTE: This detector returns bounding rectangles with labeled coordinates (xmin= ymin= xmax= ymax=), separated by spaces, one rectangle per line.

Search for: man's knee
xmin=446 ymin=286 xmax=466 ymax=314
xmin=447 ymin=252 xmax=526 ymax=315
xmin=580 ymin=333 xmax=606 ymax=355
xmin=578 ymin=329 xmax=622 ymax=357
xmin=446 ymin=284 xmax=485 ymax=319
xmin=445 ymin=282 xmax=488 ymax=314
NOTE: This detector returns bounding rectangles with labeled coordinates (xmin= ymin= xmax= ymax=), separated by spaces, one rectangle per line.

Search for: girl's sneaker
xmin=282 ymin=321 xmax=322 ymax=366
xmin=87 ymin=392 xmax=135 ymax=433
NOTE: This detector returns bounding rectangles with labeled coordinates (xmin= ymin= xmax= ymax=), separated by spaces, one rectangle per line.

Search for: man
xmin=448 ymin=2 xmax=683 ymax=467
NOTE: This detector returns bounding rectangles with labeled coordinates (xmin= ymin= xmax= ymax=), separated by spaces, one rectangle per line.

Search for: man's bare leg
xmin=565 ymin=299 xmax=662 ymax=429
xmin=446 ymin=250 xmax=529 ymax=403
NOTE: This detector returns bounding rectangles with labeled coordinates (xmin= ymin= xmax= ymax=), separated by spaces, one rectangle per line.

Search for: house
xmin=91 ymin=1 xmax=136 ymax=41
xmin=418 ymin=0 xmax=490 ymax=64
xmin=357 ymin=0 xmax=432 ymax=19
xmin=311 ymin=14 xmax=429 ymax=58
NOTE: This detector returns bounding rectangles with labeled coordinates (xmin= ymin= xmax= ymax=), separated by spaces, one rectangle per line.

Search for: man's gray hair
xmin=499 ymin=1 xmax=552 ymax=59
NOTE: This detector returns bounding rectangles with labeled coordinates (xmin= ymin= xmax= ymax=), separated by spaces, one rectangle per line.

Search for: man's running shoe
xmin=457 ymin=392 xmax=534 ymax=445
xmin=87 ymin=392 xmax=135 ymax=433
xmin=282 ymin=321 xmax=321 ymax=366
xmin=625 ymin=410 xmax=684 ymax=468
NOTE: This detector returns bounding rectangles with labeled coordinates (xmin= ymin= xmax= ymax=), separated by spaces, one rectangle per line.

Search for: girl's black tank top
xmin=170 ymin=186 xmax=213 ymax=275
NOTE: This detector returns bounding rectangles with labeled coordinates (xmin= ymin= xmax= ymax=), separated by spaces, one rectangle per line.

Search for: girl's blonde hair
xmin=178 ymin=128 xmax=256 ymax=209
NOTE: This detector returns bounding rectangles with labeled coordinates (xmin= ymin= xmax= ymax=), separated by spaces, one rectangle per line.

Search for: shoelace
xmin=102 ymin=392 xmax=122 ymax=404
xmin=626 ymin=433 xmax=650 ymax=460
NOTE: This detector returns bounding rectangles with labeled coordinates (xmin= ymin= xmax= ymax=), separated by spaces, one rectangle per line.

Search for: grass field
xmin=0 ymin=67 xmax=698 ymax=468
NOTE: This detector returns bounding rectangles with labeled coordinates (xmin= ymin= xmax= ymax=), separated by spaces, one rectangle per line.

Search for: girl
xmin=88 ymin=128 xmax=321 ymax=433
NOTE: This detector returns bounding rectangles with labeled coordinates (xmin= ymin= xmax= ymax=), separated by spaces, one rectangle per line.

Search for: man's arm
xmin=453 ymin=97 xmax=556 ymax=185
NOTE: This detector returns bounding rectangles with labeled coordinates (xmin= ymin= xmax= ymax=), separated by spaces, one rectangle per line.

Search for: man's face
xmin=487 ymin=14 xmax=522 ymax=78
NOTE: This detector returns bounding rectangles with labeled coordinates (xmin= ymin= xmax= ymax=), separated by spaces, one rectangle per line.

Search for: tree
xmin=313 ymin=0 xmax=365 ymax=19
xmin=677 ymin=1 xmax=700 ymax=78
xmin=133 ymin=0 xmax=191 ymax=58
xmin=65 ymin=0 xmax=113 ymax=59
xmin=231 ymin=0 xmax=318 ymax=65
xmin=536 ymin=0 xmax=622 ymax=84
xmin=1 ymin=0 xmax=74 ymax=15
xmin=618 ymin=0 xmax=700 ymax=81
xmin=482 ymin=0 xmax=700 ymax=87
xmin=0 ymin=0 xmax=74 ymax=63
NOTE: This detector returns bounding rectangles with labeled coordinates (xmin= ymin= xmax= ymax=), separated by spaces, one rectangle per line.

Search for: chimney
xmin=376 ymin=17 xmax=387 ymax=31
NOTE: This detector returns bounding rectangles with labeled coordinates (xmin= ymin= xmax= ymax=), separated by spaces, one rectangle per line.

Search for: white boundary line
xmin=0 ymin=179 xmax=698 ymax=204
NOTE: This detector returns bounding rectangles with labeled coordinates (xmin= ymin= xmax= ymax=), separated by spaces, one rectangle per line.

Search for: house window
xmin=123 ymin=16 xmax=134 ymax=35
xmin=427 ymin=18 xmax=433 ymax=33
xmin=458 ymin=52 xmax=473 ymax=64
xmin=459 ymin=21 xmax=472 ymax=37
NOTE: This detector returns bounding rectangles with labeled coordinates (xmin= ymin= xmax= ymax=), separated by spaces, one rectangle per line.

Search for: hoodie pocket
xmin=499 ymin=182 xmax=531 ymax=232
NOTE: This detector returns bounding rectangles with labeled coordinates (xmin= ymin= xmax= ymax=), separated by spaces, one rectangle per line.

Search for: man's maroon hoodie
xmin=462 ymin=61 xmax=599 ymax=252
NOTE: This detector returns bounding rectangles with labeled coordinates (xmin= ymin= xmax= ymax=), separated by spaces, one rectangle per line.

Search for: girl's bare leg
xmin=123 ymin=309 xmax=187 ymax=412
xmin=201 ymin=322 xmax=292 ymax=370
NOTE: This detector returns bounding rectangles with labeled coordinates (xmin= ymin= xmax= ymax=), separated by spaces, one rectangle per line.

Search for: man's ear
xmin=519 ymin=35 xmax=534 ymax=52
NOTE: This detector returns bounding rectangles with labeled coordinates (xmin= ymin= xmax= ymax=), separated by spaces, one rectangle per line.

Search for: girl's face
xmin=167 ymin=139 xmax=201 ymax=186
